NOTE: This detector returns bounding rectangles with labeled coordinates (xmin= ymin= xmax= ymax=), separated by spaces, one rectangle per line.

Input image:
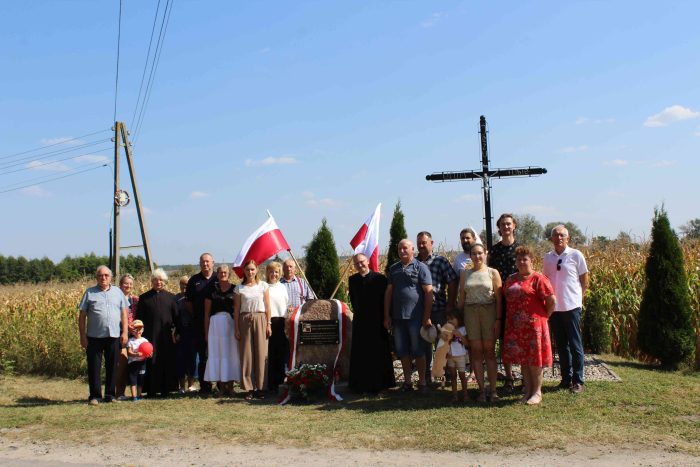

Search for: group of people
xmin=78 ymin=213 xmax=588 ymax=406
xmin=352 ymin=213 xmax=588 ymax=405
xmin=78 ymin=256 xmax=314 ymax=404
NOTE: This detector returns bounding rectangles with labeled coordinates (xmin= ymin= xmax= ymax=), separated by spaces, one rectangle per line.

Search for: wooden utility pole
xmin=426 ymin=116 xmax=547 ymax=249
xmin=111 ymin=121 xmax=154 ymax=277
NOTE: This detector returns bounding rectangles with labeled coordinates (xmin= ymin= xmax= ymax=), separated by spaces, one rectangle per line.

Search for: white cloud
xmin=74 ymin=154 xmax=109 ymax=163
xmin=560 ymin=145 xmax=589 ymax=154
xmin=20 ymin=185 xmax=51 ymax=197
xmin=575 ymin=117 xmax=615 ymax=125
xmin=39 ymin=136 xmax=84 ymax=146
xmin=259 ymin=47 xmax=271 ymax=54
xmin=454 ymin=194 xmax=479 ymax=203
xmin=603 ymin=159 xmax=628 ymax=166
xmin=26 ymin=160 xmax=70 ymax=172
xmin=302 ymin=191 xmax=341 ymax=208
xmin=651 ymin=160 xmax=675 ymax=168
xmin=245 ymin=156 xmax=298 ymax=167
xmin=644 ymin=105 xmax=698 ymax=127
xmin=421 ymin=12 xmax=445 ymax=28
xmin=189 ymin=191 xmax=210 ymax=199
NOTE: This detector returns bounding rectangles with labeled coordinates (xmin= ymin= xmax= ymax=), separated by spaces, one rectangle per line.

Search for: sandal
xmin=490 ymin=393 xmax=501 ymax=403
xmin=244 ymin=391 xmax=254 ymax=401
xmin=451 ymin=394 xmax=460 ymax=403
xmin=401 ymin=383 xmax=413 ymax=392
xmin=476 ymin=392 xmax=486 ymax=403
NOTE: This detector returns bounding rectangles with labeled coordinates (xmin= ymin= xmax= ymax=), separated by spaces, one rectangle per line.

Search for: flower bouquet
xmin=281 ymin=363 xmax=331 ymax=403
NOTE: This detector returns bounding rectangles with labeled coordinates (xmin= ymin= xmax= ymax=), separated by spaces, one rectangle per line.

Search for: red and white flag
xmin=349 ymin=203 xmax=381 ymax=272
xmin=233 ymin=214 xmax=290 ymax=277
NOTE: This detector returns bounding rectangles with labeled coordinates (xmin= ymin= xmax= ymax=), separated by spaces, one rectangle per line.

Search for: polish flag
xmin=349 ymin=203 xmax=381 ymax=272
xmin=233 ymin=214 xmax=290 ymax=277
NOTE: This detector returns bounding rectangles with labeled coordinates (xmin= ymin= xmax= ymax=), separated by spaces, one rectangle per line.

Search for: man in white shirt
xmin=543 ymin=225 xmax=589 ymax=394
xmin=452 ymin=227 xmax=482 ymax=274
xmin=280 ymin=259 xmax=315 ymax=312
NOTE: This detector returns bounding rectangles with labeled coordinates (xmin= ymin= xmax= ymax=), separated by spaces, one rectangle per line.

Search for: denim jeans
xmin=393 ymin=319 xmax=423 ymax=359
xmin=86 ymin=336 xmax=120 ymax=401
xmin=549 ymin=308 xmax=584 ymax=385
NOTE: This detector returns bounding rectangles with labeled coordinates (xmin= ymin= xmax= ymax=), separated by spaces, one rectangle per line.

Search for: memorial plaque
xmin=299 ymin=320 xmax=339 ymax=345
xmin=285 ymin=299 xmax=353 ymax=381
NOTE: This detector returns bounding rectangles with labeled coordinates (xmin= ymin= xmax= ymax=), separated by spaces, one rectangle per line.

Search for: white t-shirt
xmin=268 ymin=282 xmax=289 ymax=318
xmin=449 ymin=326 xmax=467 ymax=357
xmin=127 ymin=336 xmax=148 ymax=363
xmin=235 ymin=281 xmax=269 ymax=313
xmin=452 ymin=252 xmax=472 ymax=275
xmin=543 ymin=246 xmax=588 ymax=312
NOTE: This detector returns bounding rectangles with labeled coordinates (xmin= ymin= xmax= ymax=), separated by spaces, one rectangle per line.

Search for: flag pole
xmin=287 ymin=249 xmax=317 ymax=299
xmin=330 ymin=256 xmax=353 ymax=300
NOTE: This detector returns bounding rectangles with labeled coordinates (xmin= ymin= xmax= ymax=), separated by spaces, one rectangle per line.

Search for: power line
xmin=133 ymin=0 xmax=175 ymax=143
xmin=0 ymin=163 xmax=111 ymax=195
xmin=0 ymin=129 xmax=110 ymax=161
xmin=114 ymin=0 xmax=123 ymax=123
xmin=0 ymin=146 xmax=112 ymax=176
xmin=0 ymin=139 xmax=112 ymax=170
xmin=0 ymin=160 xmax=111 ymax=190
xmin=130 ymin=0 xmax=162 ymax=130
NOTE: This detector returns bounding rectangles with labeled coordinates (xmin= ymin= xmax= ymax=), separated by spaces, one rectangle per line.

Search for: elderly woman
xmin=116 ymin=273 xmax=140 ymax=399
xmin=457 ymin=243 xmax=503 ymax=403
xmin=502 ymin=246 xmax=556 ymax=405
xmin=203 ymin=265 xmax=240 ymax=396
xmin=137 ymin=268 xmax=179 ymax=397
xmin=265 ymin=262 xmax=289 ymax=392
xmin=234 ymin=260 xmax=272 ymax=400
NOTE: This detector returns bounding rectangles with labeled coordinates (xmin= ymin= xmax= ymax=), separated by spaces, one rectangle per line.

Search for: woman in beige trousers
xmin=234 ymin=260 xmax=272 ymax=400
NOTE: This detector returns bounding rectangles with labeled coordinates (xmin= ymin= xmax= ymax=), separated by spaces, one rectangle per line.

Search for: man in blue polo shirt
xmin=78 ymin=265 xmax=129 ymax=405
xmin=384 ymin=239 xmax=433 ymax=393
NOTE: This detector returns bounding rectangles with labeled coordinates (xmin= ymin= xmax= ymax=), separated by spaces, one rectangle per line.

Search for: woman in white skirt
xmin=203 ymin=264 xmax=241 ymax=396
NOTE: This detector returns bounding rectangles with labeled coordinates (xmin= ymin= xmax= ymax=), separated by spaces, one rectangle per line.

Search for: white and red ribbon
xmin=279 ymin=300 xmax=347 ymax=405
xmin=328 ymin=299 xmax=347 ymax=401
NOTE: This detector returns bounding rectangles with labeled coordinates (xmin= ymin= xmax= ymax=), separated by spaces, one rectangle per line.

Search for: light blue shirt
xmin=78 ymin=285 xmax=128 ymax=338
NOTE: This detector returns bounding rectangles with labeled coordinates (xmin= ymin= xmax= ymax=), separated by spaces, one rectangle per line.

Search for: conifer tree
xmin=385 ymin=200 xmax=407 ymax=274
xmin=305 ymin=218 xmax=346 ymax=302
xmin=637 ymin=207 xmax=695 ymax=370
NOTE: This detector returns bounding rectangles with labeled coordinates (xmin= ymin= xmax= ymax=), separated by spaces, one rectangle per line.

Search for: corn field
xmin=1 ymin=241 xmax=698 ymax=377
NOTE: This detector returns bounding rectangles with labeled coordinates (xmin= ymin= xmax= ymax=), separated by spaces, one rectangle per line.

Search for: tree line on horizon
xmin=0 ymin=253 xmax=150 ymax=285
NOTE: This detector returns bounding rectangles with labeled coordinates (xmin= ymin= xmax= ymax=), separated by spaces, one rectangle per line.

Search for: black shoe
xmin=557 ymin=381 xmax=572 ymax=390
xmin=570 ymin=383 xmax=584 ymax=394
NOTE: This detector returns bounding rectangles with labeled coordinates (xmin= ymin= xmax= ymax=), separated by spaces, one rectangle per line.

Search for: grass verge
xmin=0 ymin=355 xmax=698 ymax=454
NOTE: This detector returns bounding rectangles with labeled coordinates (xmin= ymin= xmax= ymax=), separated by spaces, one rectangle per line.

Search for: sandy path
xmin=0 ymin=438 xmax=698 ymax=466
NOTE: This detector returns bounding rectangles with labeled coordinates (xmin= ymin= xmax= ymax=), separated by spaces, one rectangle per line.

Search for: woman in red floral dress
xmin=503 ymin=246 xmax=555 ymax=405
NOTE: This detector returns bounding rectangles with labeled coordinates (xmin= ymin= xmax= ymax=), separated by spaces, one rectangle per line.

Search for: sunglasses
xmin=557 ymin=259 xmax=563 ymax=271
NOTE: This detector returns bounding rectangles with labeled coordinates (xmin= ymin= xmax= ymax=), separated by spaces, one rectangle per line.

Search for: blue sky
xmin=1 ymin=1 xmax=698 ymax=264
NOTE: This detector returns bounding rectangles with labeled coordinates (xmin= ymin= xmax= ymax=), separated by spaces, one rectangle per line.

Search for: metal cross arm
xmin=424 ymin=116 xmax=547 ymax=249
xmin=426 ymin=166 xmax=547 ymax=182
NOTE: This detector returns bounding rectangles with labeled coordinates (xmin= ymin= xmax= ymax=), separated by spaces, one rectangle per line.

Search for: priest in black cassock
xmin=138 ymin=268 xmax=179 ymax=397
xmin=348 ymin=253 xmax=396 ymax=394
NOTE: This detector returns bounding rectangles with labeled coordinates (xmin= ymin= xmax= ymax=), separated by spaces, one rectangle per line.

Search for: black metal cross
xmin=425 ymin=116 xmax=547 ymax=250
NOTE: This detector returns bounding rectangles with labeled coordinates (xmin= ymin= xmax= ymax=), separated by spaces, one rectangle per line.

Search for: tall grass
xmin=1 ymin=242 xmax=698 ymax=377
